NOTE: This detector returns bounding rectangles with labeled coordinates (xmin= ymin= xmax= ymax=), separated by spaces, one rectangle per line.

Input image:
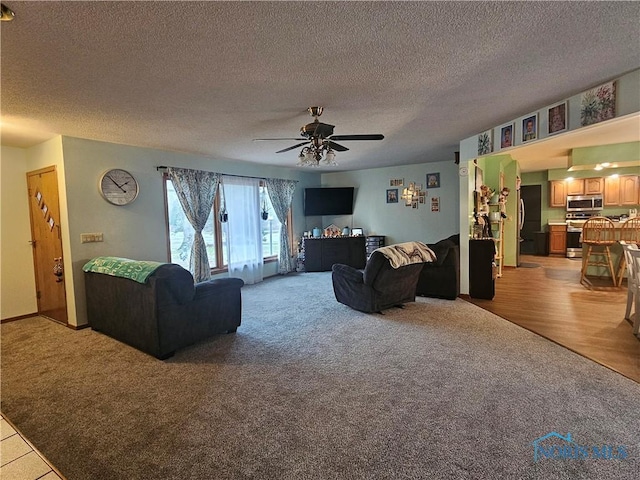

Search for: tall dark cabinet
xmin=469 ymin=239 xmax=495 ymax=300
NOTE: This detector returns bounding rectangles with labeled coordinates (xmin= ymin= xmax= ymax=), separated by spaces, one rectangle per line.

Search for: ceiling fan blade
xmin=275 ymin=141 xmax=310 ymax=154
xmin=329 ymin=134 xmax=384 ymax=141
xmin=253 ymin=138 xmax=307 ymax=141
xmin=327 ymin=141 xmax=349 ymax=152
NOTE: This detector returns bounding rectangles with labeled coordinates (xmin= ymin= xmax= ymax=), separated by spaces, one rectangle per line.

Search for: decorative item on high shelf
xmin=548 ymin=101 xmax=567 ymax=135
xmin=477 ymin=130 xmax=492 ymax=155
xmin=522 ymin=114 xmax=538 ymax=142
xmin=500 ymin=123 xmax=514 ymax=149
xmin=580 ymin=81 xmax=615 ymax=126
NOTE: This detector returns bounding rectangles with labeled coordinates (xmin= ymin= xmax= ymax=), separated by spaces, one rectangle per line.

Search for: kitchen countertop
xmin=547 ymin=218 xmax=632 ymax=227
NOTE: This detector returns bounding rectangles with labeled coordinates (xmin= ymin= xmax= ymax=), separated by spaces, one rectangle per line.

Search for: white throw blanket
xmin=375 ymin=241 xmax=437 ymax=269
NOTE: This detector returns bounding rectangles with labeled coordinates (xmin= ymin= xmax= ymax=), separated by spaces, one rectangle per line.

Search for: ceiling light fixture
xmin=0 ymin=3 xmax=15 ymax=21
xmin=254 ymin=107 xmax=383 ymax=168
xmin=296 ymin=139 xmax=338 ymax=167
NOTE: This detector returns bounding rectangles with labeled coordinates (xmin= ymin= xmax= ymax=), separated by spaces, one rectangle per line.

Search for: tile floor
xmin=1 ymin=413 xmax=65 ymax=480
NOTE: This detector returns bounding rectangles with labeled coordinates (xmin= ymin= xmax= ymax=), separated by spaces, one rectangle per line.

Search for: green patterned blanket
xmin=82 ymin=257 xmax=167 ymax=283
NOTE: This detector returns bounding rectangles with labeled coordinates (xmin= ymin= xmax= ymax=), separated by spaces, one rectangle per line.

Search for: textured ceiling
xmin=1 ymin=1 xmax=639 ymax=172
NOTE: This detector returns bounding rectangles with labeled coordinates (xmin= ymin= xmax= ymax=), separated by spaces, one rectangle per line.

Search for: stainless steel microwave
xmin=566 ymin=194 xmax=603 ymax=212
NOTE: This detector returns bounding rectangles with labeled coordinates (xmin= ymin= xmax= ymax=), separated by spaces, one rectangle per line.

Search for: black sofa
xmin=84 ymin=261 xmax=243 ymax=359
xmin=332 ymin=248 xmax=427 ymax=313
xmin=416 ymin=234 xmax=460 ymax=300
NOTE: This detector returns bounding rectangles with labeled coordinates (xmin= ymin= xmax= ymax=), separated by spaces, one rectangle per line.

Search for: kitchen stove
xmin=565 ymin=211 xmax=601 ymax=258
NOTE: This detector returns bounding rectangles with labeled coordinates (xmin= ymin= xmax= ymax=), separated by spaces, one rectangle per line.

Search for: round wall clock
xmin=99 ymin=169 xmax=139 ymax=206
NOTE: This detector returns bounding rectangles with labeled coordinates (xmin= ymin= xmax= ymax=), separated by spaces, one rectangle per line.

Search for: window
xmin=165 ymin=176 xmax=289 ymax=271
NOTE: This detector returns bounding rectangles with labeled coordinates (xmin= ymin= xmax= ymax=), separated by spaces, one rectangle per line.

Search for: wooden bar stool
xmin=615 ymin=217 xmax=640 ymax=286
xmin=621 ymin=243 xmax=640 ymax=336
xmin=580 ymin=217 xmax=617 ymax=287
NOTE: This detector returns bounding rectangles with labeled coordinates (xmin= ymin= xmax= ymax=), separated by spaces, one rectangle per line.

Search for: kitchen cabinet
xmin=548 ymin=224 xmax=567 ymax=256
xmin=567 ymin=178 xmax=585 ymax=196
xmin=549 ymin=181 xmax=567 ymax=208
xmin=604 ymin=175 xmax=640 ymax=206
xmin=584 ymin=177 xmax=604 ymax=194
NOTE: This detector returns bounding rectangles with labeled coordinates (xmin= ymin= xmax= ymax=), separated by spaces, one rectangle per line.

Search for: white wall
xmin=321 ymin=160 xmax=460 ymax=245
xmin=1 ymin=146 xmax=38 ymax=319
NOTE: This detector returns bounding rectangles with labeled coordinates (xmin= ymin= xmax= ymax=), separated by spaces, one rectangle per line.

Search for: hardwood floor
xmin=463 ymin=254 xmax=639 ymax=383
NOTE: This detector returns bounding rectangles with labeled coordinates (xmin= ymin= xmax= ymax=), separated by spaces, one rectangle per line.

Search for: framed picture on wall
xmin=426 ymin=173 xmax=440 ymax=188
xmin=580 ymin=81 xmax=616 ymax=126
xmin=522 ymin=114 xmax=538 ymax=142
xmin=386 ymin=188 xmax=398 ymax=203
xmin=500 ymin=123 xmax=514 ymax=149
xmin=548 ymin=101 xmax=567 ymax=135
xmin=477 ymin=130 xmax=492 ymax=155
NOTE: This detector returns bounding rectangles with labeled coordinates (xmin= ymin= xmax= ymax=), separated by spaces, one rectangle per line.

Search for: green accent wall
xmin=570 ymin=141 xmax=640 ymax=169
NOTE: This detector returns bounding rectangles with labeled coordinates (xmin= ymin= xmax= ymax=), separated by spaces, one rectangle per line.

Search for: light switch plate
xmin=81 ymin=233 xmax=104 ymax=243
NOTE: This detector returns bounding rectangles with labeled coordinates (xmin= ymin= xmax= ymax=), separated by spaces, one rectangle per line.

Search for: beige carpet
xmin=2 ymin=272 xmax=639 ymax=479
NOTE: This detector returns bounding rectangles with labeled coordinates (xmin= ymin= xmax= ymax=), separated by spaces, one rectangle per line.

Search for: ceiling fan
xmin=254 ymin=107 xmax=384 ymax=167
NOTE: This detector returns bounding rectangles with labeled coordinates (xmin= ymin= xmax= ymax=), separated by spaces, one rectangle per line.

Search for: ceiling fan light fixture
xmin=308 ymin=106 xmax=323 ymax=118
xmin=1 ymin=3 xmax=15 ymax=21
xmin=324 ymin=149 xmax=337 ymax=166
xmin=259 ymin=107 xmax=383 ymax=168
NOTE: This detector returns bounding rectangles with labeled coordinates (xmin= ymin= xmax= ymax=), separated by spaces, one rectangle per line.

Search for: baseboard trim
xmin=1 ymin=314 xmax=88 ymax=330
xmin=1 ymin=312 xmax=39 ymax=324
xmin=68 ymin=323 xmax=90 ymax=330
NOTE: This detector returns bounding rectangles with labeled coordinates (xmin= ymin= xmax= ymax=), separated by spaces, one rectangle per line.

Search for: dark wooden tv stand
xmin=303 ymin=236 xmax=366 ymax=272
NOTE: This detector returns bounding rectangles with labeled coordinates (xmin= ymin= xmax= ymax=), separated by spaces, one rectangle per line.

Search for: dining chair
xmin=580 ymin=216 xmax=617 ymax=287
xmin=621 ymin=243 xmax=640 ymax=336
xmin=615 ymin=217 xmax=640 ymax=286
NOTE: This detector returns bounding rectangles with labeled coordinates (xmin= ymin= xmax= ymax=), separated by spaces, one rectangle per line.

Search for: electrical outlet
xmin=81 ymin=233 xmax=104 ymax=243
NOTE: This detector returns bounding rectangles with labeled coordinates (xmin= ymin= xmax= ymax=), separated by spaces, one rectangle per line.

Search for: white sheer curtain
xmin=222 ymin=175 xmax=263 ymax=284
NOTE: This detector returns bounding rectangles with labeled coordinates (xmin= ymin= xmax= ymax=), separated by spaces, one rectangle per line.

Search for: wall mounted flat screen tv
xmin=304 ymin=187 xmax=354 ymax=216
